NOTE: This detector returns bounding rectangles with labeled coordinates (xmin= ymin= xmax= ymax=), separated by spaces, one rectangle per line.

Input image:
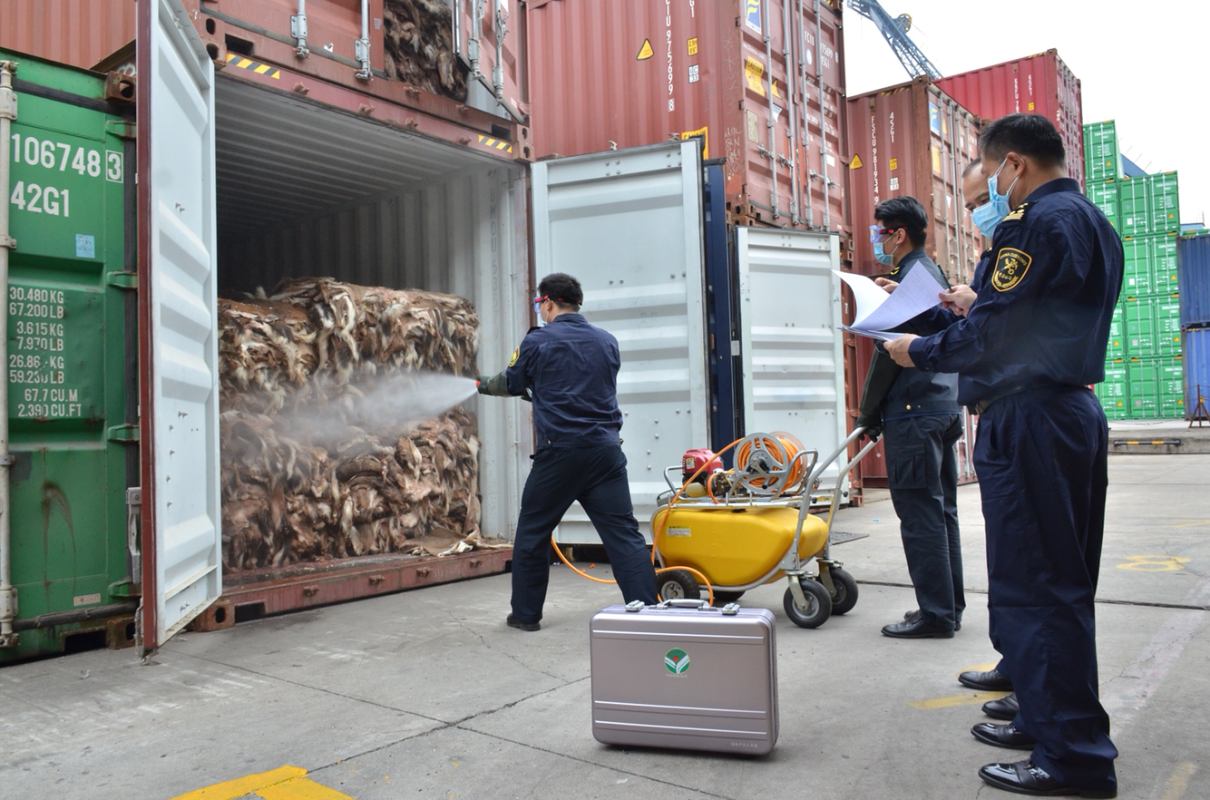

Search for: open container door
xmin=137 ymin=0 xmax=222 ymax=652
xmin=531 ymin=141 xmax=709 ymax=543
xmin=734 ymin=228 xmax=849 ymax=504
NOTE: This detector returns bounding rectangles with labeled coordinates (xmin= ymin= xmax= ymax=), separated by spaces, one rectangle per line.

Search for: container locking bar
xmin=126 ymin=488 xmax=142 ymax=585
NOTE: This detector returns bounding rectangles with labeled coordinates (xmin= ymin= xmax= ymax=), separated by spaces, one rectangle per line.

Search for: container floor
xmin=2 ymin=454 xmax=1209 ymax=799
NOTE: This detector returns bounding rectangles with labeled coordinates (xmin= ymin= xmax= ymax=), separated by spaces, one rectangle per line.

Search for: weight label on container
xmin=73 ymin=593 xmax=102 ymax=607
xmin=8 ymin=283 xmax=104 ymax=421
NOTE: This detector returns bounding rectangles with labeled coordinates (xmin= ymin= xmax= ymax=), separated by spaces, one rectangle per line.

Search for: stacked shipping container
xmin=936 ymin=50 xmax=1084 ymax=189
xmin=1179 ymin=233 xmax=1210 ymax=421
xmin=843 ymin=76 xmax=983 ymax=486
xmin=526 ymin=0 xmax=850 ymax=235
xmin=1088 ymin=123 xmax=1185 ymax=420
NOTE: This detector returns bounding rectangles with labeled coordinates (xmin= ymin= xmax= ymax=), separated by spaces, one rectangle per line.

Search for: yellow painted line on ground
xmin=258 ymin=777 xmax=354 ymax=799
xmin=1171 ymin=519 xmax=1210 ymax=528
xmin=171 ymin=765 xmax=353 ymax=800
xmin=1162 ymin=762 xmax=1197 ymax=799
xmin=909 ymin=690 xmax=1010 ymax=710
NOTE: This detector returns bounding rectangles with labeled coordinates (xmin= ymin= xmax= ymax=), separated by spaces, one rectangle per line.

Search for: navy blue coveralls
xmin=909 ymin=179 xmax=1122 ymax=792
xmin=498 ymin=314 xmax=657 ymax=624
xmin=877 ymin=250 xmax=965 ymax=631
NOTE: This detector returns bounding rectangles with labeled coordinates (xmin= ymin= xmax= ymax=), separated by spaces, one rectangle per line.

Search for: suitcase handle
xmin=658 ymin=599 xmax=713 ymax=610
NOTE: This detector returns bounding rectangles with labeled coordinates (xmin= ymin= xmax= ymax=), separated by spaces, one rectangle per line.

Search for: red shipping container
xmin=936 ymin=49 xmax=1084 ymax=189
xmin=846 ymin=76 xmax=983 ymax=284
xmin=527 ymin=0 xmax=849 ymax=234
xmin=0 ymin=0 xmax=138 ymax=71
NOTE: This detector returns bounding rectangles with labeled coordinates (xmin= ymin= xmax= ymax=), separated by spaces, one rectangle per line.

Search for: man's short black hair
xmin=962 ymin=159 xmax=983 ymax=178
xmin=979 ymin=113 xmax=1066 ymax=169
xmin=874 ymin=196 xmax=928 ymax=248
xmin=538 ymin=272 xmax=584 ymax=310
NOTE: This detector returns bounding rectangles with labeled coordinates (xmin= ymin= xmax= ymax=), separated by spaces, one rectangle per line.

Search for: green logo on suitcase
xmin=665 ymin=648 xmax=690 ymax=674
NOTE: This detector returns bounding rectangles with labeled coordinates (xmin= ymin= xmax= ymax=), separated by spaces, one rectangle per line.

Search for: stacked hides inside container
xmin=383 ymin=0 xmax=468 ymax=101
xmin=218 ymin=279 xmax=500 ymax=572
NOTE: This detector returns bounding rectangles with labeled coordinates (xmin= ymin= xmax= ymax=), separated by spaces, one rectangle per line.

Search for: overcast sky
xmin=843 ymin=0 xmax=1208 ymax=227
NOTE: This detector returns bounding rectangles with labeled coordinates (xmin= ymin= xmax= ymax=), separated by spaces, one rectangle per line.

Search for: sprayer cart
xmin=650 ymin=428 xmax=881 ymax=629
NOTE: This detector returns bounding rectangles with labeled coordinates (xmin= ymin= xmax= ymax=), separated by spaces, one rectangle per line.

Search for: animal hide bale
xmin=383 ymin=0 xmax=469 ymax=101
xmin=218 ymin=280 xmax=503 ymax=573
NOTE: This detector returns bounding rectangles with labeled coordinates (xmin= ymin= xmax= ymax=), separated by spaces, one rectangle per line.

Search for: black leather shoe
xmin=984 ymin=692 xmax=1019 ymax=721
xmin=881 ymin=616 xmax=954 ymax=638
xmin=506 ymin=614 xmax=540 ymax=632
xmin=960 ymin=668 xmax=1013 ymax=691
xmin=903 ymin=608 xmax=961 ymax=631
xmin=972 ymin=722 xmax=1037 ymax=750
xmin=979 ymin=759 xmax=1117 ymax=798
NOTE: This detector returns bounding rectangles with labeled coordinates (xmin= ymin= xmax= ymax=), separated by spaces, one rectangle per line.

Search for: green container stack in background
xmin=1086 ymin=120 xmax=1184 ymax=420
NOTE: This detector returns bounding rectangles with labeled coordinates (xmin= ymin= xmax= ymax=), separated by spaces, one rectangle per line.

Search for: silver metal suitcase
xmin=589 ymin=599 xmax=778 ymax=755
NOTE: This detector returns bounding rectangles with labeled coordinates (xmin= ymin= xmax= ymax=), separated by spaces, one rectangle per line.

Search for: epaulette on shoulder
xmin=1002 ymin=201 xmax=1032 ymax=224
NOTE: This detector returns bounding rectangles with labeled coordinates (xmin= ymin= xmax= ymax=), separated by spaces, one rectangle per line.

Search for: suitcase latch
xmin=625 ymin=600 xmax=646 ymax=612
xmin=721 ymin=603 xmax=741 ymax=616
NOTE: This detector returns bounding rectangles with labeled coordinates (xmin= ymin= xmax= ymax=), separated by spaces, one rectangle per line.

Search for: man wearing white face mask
xmin=884 ymin=115 xmax=1122 ymax=798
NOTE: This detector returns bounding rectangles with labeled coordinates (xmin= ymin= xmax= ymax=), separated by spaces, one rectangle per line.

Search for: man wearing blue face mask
xmin=885 ymin=114 xmax=1122 ymax=798
xmin=857 ymin=197 xmax=964 ymax=640
xmin=477 ymin=272 xmax=658 ymax=631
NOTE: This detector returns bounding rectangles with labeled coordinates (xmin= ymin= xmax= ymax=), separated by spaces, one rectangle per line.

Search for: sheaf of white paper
xmin=833 ymin=263 xmax=945 ymax=333
xmin=840 ymin=325 xmax=902 ymax=342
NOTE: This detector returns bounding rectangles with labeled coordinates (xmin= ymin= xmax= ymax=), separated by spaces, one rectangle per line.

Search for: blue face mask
xmin=977 ymin=159 xmax=1020 ymax=238
xmin=872 ymin=240 xmax=895 ymax=266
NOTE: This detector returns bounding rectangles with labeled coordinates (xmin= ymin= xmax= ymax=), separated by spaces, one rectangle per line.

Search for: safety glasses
xmin=869 ymin=225 xmax=901 ymax=243
xmin=533 ymin=295 xmax=549 ymax=316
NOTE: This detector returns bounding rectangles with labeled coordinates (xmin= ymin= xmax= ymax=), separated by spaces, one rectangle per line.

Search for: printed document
xmin=833 ymin=263 xmax=946 ymax=341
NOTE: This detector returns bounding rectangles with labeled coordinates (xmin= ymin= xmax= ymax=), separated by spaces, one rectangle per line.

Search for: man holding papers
xmin=884 ymin=114 xmax=1120 ymax=799
xmin=857 ymin=197 xmax=965 ymax=640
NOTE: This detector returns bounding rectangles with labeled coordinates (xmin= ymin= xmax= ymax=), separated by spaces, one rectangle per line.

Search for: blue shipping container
xmin=1179 ymin=234 xmax=1210 ymax=329
xmin=1185 ymin=328 xmax=1210 ymax=421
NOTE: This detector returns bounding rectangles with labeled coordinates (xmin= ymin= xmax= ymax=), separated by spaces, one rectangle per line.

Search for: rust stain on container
xmin=846 ymin=76 xmax=983 ymax=284
xmin=0 ymin=0 xmax=137 ymax=71
xmin=936 ymin=49 xmax=1084 ymax=190
xmin=527 ymin=0 xmax=849 ymax=233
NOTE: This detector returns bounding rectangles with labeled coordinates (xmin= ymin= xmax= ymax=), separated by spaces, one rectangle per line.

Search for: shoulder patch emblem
xmin=889 ymin=262 xmax=902 ymax=277
xmin=992 ymin=248 xmax=1032 ymax=292
xmin=1003 ymin=202 xmax=1032 ymax=223
xmin=508 ymin=346 xmax=520 ymax=367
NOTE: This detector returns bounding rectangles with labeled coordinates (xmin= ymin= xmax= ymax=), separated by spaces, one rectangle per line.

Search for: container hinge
xmin=0 ymin=453 xmax=15 ymax=467
xmin=0 ymin=235 xmax=14 ymax=250
xmin=126 ymin=488 xmax=142 ymax=583
xmin=354 ymin=39 xmax=371 ymax=81
xmin=291 ymin=13 xmax=309 ymax=58
xmin=0 ymin=589 xmax=17 ymax=648
xmin=108 ymin=580 xmax=139 ymax=598
xmin=108 ymin=424 xmax=140 ymax=443
xmin=107 ymin=271 xmax=139 ymax=290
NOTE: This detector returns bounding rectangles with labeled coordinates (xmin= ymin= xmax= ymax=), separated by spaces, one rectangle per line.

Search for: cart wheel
xmin=783 ymin=579 xmax=832 ymax=628
xmin=658 ymin=570 xmax=701 ymax=601
xmin=711 ymin=591 xmax=745 ymax=606
xmin=824 ymin=568 xmax=859 ymax=616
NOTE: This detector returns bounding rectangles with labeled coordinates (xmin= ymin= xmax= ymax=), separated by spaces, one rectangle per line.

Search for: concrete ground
xmin=1 ymin=454 xmax=1207 ymax=800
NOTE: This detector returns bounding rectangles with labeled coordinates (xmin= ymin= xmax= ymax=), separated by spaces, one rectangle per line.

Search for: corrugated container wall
xmin=0 ymin=0 xmax=137 ymax=70
xmin=936 ymin=50 xmax=1084 ymax=189
xmin=1185 ymin=329 xmax=1210 ymax=421
xmin=526 ymin=0 xmax=849 ymax=235
xmin=845 ymin=76 xmax=983 ymax=284
xmin=1179 ymin=234 xmax=1210 ymax=330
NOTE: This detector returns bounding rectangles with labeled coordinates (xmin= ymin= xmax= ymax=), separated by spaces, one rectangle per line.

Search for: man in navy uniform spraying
xmin=478 ymin=273 xmax=657 ymax=631
xmin=886 ymin=114 xmax=1121 ymax=798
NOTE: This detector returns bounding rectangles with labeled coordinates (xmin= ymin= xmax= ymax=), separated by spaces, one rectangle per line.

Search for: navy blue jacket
xmin=878 ymin=249 xmax=961 ymax=421
xmin=504 ymin=313 xmax=624 ymax=448
xmin=908 ymin=178 xmax=1124 ymax=406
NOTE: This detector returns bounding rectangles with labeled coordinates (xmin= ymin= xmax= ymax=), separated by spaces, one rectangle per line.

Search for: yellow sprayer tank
xmin=652 ymin=506 xmax=830 ymax=587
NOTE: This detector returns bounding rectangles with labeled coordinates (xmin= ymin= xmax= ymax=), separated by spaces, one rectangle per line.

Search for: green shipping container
xmin=1127 ymin=357 xmax=1184 ymax=419
xmin=1159 ymin=357 xmax=1184 ymax=418
xmin=1096 ymin=360 xmax=1129 ymax=419
xmin=1122 ymin=234 xmax=1179 ymax=297
xmin=1124 ymin=296 xmax=1155 ymax=356
xmin=1083 ymin=121 xmax=1122 ymax=182
xmin=1 ymin=50 xmax=136 ymax=662
xmin=1119 ymin=172 xmax=1181 ymax=237
xmin=1106 ymin=304 xmax=1126 ymax=360
xmin=1086 ymin=179 xmax=1120 ymax=229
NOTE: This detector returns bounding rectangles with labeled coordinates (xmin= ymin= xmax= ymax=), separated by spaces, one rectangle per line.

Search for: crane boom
xmin=847 ymin=0 xmax=942 ymax=80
